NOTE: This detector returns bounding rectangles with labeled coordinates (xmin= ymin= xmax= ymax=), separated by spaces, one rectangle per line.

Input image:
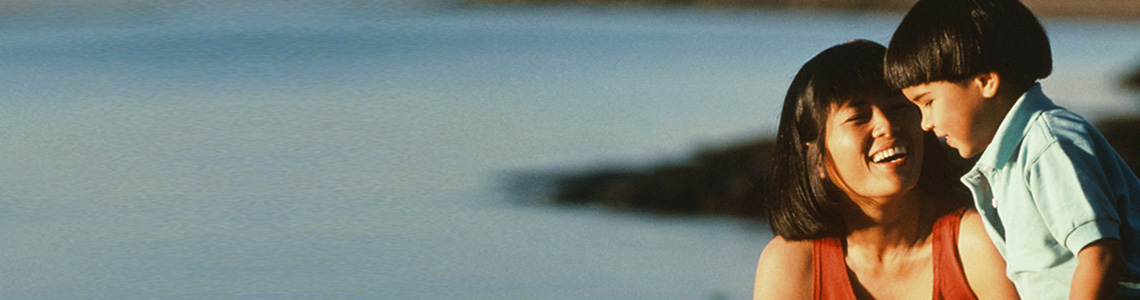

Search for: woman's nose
xmin=872 ymin=109 xmax=893 ymax=138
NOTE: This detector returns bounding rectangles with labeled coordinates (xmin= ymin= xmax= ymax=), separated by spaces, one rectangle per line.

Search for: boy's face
xmin=901 ymin=77 xmax=1003 ymax=159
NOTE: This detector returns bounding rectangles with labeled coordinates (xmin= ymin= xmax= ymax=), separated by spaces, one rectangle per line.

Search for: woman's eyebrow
xmin=846 ymin=98 xmax=871 ymax=108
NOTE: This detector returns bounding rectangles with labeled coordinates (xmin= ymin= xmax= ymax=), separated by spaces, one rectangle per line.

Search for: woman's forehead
xmin=826 ymin=93 xmax=907 ymax=118
xmin=834 ymin=91 xmax=904 ymax=107
xmin=828 ymin=97 xmax=868 ymax=111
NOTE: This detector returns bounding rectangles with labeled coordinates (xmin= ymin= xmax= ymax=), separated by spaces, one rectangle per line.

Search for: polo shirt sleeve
xmin=1025 ymin=139 xmax=1121 ymax=253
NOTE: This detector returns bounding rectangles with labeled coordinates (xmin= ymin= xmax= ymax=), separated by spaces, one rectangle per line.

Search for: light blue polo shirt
xmin=961 ymin=84 xmax=1140 ymax=299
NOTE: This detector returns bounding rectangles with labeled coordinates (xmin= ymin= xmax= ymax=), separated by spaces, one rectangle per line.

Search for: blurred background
xmin=0 ymin=0 xmax=1138 ymax=299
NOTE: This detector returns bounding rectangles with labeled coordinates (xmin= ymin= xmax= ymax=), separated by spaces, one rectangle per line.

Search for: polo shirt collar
xmin=973 ymin=83 xmax=1053 ymax=171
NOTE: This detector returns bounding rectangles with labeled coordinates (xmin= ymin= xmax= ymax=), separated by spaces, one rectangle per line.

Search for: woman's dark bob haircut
xmin=764 ymin=40 xmax=965 ymax=241
xmin=884 ymin=0 xmax=1052 ymax=92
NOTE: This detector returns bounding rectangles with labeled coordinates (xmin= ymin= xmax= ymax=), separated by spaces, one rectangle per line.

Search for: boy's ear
xmin=976 ymin=71 xmax=1000 ymax=99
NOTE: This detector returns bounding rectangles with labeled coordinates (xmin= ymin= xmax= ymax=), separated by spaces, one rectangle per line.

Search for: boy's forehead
xmin=904 ymin=79 xmax=968 ymax=92
xmin=901 ymin=84 xmax=939 ymax=99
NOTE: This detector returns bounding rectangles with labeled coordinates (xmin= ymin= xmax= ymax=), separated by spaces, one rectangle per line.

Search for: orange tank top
xmin=812 ymin=208 xmax=977 ymax=300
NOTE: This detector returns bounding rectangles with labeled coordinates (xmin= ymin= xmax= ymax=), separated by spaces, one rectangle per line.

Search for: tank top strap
xmin=931 ymin=207 xmax=978 ymax=300
xmin=812 ymin=237 xmax=857 ymax=300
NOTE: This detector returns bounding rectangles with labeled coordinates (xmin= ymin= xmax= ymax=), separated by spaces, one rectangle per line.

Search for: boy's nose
xmin=919 ymin=110 xmax=934 ymax=131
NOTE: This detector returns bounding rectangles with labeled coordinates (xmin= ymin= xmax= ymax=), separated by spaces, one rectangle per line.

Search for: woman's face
xmin=820 ymin=91 xmax=925 ymax=201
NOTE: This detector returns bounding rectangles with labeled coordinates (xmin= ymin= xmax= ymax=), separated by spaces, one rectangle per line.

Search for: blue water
xmin=0 ymin=1 xmax=1138 ymax=299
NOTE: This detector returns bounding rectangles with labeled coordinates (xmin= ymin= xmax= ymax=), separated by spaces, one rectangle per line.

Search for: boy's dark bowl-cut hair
xmin=884 ymin=0 xmax=1052 ymax=91
xmin=764 ymin=40 xmax=966 ymax=241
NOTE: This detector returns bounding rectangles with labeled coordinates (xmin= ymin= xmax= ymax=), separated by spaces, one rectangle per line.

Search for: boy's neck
xmin=996 ymin=81 xmax=1034 ymax=105
xmin=991 ymin=92 xmax=1022 ymax=121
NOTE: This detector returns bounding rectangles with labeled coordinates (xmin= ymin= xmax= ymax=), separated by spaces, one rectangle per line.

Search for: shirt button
xmin=984 ymin=167 xmax=995 ymax=173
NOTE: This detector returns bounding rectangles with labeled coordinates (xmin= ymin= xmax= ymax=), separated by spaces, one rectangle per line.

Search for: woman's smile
xmin=823 ymin=93 xmax=925 ymax=200
xmin=870 ymin=145 xmax=908 ymax=164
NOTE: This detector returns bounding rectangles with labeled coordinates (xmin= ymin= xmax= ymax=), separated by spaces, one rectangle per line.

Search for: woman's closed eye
xmin=845 ymin=112 xmax=871 ymax=123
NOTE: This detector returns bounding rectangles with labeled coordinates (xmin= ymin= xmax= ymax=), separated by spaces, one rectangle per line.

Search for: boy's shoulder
xmin=983 ymin=85 xmax=1121 ymax=177
xmin=1010 ymin=103 xmax=1138 ymax=181
xmin=1020 ymin=105 xmax=1098 ymax=153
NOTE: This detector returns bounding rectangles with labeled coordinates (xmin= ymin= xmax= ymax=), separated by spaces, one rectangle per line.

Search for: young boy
xmin=883 ymin=0 xmax=1140 ymax=299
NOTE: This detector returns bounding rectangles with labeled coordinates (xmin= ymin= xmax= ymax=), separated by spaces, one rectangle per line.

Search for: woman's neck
xmin=842 ymin=191 xmax=933 ymax=261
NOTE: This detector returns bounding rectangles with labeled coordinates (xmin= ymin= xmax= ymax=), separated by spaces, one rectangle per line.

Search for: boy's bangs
xmin=884 ymin=12 xmax=980 ymax=90
xmin=885 ymin=0 xmax=1052 ymax=90
xmin=884 ymin=42 xmax=975 ymax=90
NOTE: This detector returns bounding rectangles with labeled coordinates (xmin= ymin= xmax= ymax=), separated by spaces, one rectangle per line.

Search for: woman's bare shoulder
xmin=957 ymin=208 xmax=1021 ymax=300
xmin=759 ymin=236 xmax=812 ymax=262
xmin=957 ymin=209 xmax=990 ymax=247
xmin=754 ymin=236 xmax=813 ymax=300
xmin=957 ymin=208 xmax=999 ymax=261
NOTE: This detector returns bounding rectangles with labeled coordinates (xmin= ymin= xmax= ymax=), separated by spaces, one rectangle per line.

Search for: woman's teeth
xmin=871 ymin=146 xmax=907 ymax=163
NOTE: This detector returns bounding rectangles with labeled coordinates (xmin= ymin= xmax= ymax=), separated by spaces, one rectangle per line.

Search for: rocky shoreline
xmin=466 ymin=0 xmax=1140 ymax=19
xmin=546 ymin=140 xmax=774 ymax=219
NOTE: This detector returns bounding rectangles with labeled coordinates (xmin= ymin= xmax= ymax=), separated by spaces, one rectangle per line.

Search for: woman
xmin=752 ymin=40 xmax=1019 ymax=300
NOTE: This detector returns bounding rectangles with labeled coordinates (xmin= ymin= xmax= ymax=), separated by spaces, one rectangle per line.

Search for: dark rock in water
xmin=1106 ymin=62 xmax=1140 ymax=173
xmin=1126 ymin=66 xmax=1140 ymax=92
xmin=1097 ymin=118 xmax=1140 ymax=175
xmin=550 ymin=139 xmax=774 ymax=219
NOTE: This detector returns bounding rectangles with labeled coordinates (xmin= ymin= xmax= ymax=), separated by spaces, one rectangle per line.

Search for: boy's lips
xmin=935 ymin=133 xmax=953 ymax=148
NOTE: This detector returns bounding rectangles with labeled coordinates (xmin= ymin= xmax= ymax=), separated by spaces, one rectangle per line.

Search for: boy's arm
xmin=1023 ymin=135 xmax=1125 ymax=299
xmin=1071 ymin=238 xmax=1121 ymax=300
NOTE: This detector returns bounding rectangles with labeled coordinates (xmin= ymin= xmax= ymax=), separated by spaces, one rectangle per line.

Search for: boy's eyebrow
xmin=909 ymin=91 xmax=930 ymax=101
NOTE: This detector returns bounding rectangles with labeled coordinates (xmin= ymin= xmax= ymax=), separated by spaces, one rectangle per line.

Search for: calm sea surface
xmin=0 ymin=1 xmax=1138 ymax=299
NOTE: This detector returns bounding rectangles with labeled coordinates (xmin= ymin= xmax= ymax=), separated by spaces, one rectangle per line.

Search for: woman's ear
xmin=805 ymin=142 xmax=828 ymax=180
xmin=976 ymin=71 xmax=1000 ymax=99
xmin=814 ymin=146 xmax=830 ymax=180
